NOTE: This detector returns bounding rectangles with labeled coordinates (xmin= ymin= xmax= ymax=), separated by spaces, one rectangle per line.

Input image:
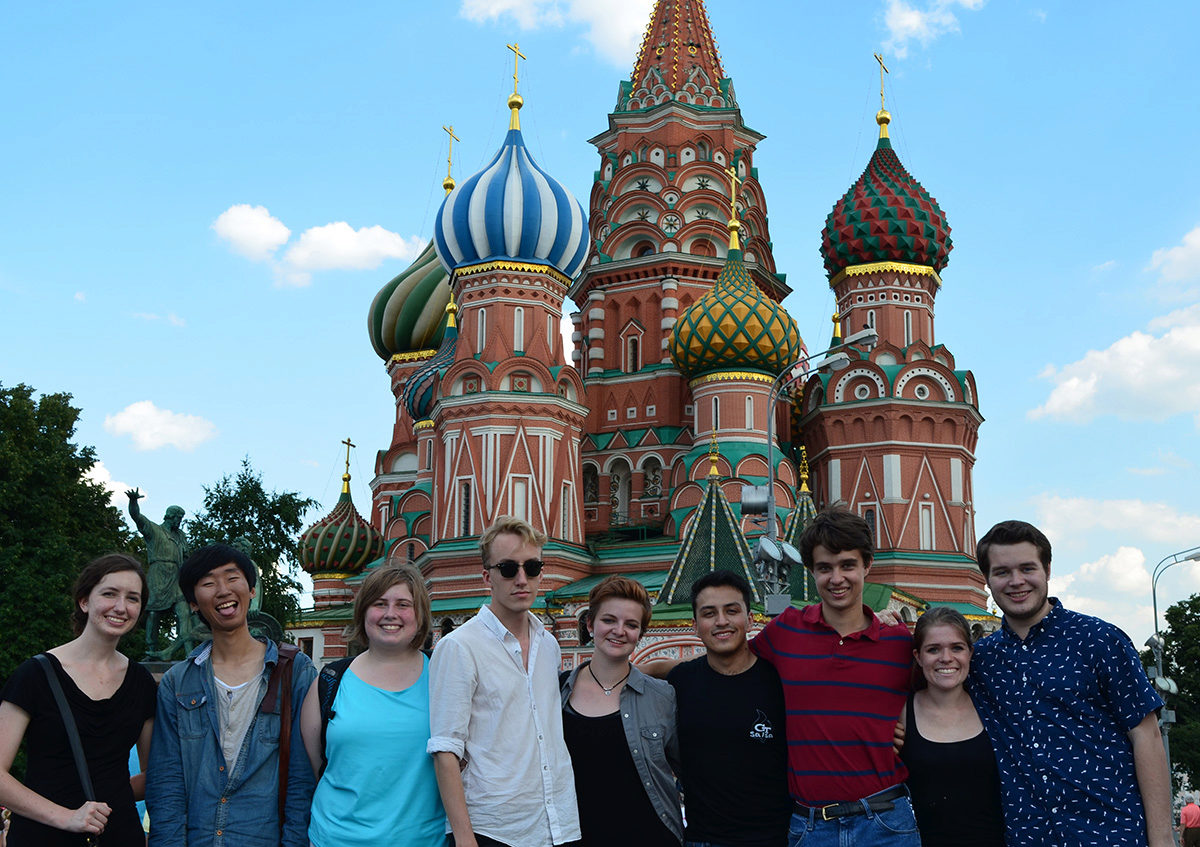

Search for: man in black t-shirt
xmin=666 ymin=571 xmax=791 ymax=847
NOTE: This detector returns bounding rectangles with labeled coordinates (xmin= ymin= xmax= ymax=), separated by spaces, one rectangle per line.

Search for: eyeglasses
xmin=487 ymin=558 xmax=544 ymax=579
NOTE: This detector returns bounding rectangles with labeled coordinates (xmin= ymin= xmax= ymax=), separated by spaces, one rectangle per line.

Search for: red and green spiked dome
xmin=820 ymin=134 xmax=952 ymax=278
xmin=299 ymin=476 xmax=383 ymax=575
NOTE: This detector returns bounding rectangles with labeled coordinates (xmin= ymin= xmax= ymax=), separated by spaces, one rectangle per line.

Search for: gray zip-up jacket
xmin=560 ymin=663 xmax=683 ymax=841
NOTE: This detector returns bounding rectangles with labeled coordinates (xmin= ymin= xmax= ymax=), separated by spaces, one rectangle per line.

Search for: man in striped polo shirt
xmin=751 ymin=509 xmax=917 ymax=847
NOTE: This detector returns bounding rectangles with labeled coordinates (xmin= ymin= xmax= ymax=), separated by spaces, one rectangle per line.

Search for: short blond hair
xmin=347 ymin=564 xmax=432 ymax=650
xmin=479 ymin=516 xmax=547 ymax=566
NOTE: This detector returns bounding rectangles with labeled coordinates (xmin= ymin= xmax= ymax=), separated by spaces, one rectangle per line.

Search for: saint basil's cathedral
xmin=291 ymin=0 xmax=991 ymax=666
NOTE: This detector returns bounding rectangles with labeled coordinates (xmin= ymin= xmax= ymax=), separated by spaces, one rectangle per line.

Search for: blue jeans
xmin=788 ymin=794 xmax=921 ymax=847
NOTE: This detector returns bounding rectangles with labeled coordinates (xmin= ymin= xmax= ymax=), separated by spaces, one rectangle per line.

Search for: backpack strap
xmin=261 ymin=643 xmax=300 ymax=825
xmin=316 ymin=656 xmax=354 ymax=774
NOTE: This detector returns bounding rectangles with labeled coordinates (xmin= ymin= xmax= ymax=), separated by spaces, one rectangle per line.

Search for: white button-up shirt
xmin=428 ymin=604 xmax=580 ymax=847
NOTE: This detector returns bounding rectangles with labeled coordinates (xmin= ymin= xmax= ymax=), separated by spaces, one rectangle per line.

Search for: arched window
xmin=459 ymin=481 xmax=472 ymax=536
xmin=745 ymin=395 xmax=754 ymax=430
xmin=513 ymin=307 xmax=525 ymax=354
xmin=627 ymin=337 xmax=640 ymax=373
xmin=476 ymin=309 xmax=486 ymax=355
xmin=634 ymin=240 xmax=655 ymax=257
xmin=712 ymin=396 xmax=720 ymax=430
xmin=690 ymin=239 xmax=716 ymax=257
xmin=904 ymin=311 xmax=913 ymax=346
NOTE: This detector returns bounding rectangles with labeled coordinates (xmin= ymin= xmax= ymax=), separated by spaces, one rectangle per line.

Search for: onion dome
xmin=819 ymin=112 xmax=952 ymax=278
xmin=299 ymin=459 xmax=383 ymax=576
xmin=402 ymin=295 xmax=459 ymax=422
xmin=368 ymin=240 xmax=451 ymax=361
xmin=669 ymin=216 xmax=802 ymax=379
xmin=433 ymin=91 xmax=589 ymax=280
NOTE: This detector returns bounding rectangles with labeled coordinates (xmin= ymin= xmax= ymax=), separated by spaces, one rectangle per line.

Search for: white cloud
xmin=1031 ymin=8 xmax=1047 ymax=22
xmin=104 ymin=400 xmax=217 ymax=451
xmin=131 ymin=311 xmax=186 ymax=327
xmin=1092 ymin=259 xmax=1115 ymax=272
xmin=84 ymin=461 xmax=135 ymax=509
xmin=212 ymin=204 xmax=291 ymax=261
xmin=881 ymin=0 xmax=983 ymax=59
xmin=459 ymin=0 xmax=653 ymax=67
xmin=1028 ymin=307 xmax=1200 ymax=425
xmin=1148 ymin=224 xmax=1200 ymax=299
xmin=74 ymin=291 xmax=86 ymax=302
xmin=282 ymin=223 xmax=423 ymax=274
xmin=212 ymin=203 xmax=422 ymax=288
xmin=1032 ymin=494 xmax=1200 ymax=551
xmin=1127 ymin=449 xmax=1194 ymax=477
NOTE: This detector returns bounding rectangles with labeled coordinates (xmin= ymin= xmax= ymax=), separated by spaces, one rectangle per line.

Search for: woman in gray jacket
xmin=560 ymin=576 xmax=682 ymax=845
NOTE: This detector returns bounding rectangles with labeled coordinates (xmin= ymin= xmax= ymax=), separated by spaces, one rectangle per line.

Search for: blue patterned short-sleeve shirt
xmin=969 ymin=599 xmax=1163 ymax=846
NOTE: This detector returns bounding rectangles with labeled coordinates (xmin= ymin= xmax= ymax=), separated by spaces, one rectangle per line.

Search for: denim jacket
xmin=561 ymin=663 xmax=683 ymax=841
xmin=146 ymin=639 xmax=318 ymax=847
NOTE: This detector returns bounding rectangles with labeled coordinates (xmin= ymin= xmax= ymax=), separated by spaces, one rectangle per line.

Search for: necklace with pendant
xmin=587 ymin=661 xmax=631 ymax=696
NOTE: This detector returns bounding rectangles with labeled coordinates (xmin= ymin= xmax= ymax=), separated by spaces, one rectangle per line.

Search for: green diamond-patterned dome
xmin=669 ymin=248 xmax=802 ymax=379
xmin=299 ymin=481 xmax=383 ymax=575
xmin=820 ymin=136 xmax=952 ymax=278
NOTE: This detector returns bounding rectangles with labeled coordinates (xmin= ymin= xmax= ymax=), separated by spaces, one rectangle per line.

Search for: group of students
xmin=0 ymin=510 xmax=1174 ymax=847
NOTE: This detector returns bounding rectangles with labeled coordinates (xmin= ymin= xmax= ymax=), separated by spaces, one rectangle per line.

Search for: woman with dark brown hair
xmin=0 ymin=553 xmax=156 ymax=845
xmin=900 ymin=606 xmax=1004 ymax=846
xmin=299 ymin=563 xmax=445 ymax=847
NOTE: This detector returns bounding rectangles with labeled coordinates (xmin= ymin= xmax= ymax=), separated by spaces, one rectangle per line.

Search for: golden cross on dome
xmin=340 ymin=437 xmax=356 ymax=493
xmin=442 ymin=124 xmax=460 ymax=194
xmin=506 ymin=42 xmax=528 ymax=129
xmin=507 ymin=42 xmax=526 ymax=95
xmin=873 ymin=52 xmax=889 ymax=111
xmin=725 ymin=164 xmax=742 ymax=250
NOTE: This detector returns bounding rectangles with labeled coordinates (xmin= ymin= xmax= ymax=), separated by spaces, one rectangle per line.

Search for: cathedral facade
xmin=292 ymin=0 xmax=991 ymax=666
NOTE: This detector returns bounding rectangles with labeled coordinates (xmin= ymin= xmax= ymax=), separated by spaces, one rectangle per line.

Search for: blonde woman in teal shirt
xmin=299 ymin=564 xmax=446 ymax=847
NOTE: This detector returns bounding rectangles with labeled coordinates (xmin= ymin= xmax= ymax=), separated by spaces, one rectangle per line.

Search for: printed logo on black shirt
xmin=750 ymin=709 xmax=775 ymax=741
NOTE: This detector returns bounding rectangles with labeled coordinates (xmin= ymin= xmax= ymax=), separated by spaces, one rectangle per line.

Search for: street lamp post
xmin=743 ymin=327 xmax=878 ymax=611
xmin=1147 ymin=545 xmax=1200 ymax=787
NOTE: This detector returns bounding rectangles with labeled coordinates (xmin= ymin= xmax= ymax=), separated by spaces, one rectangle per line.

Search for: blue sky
xmin=3 ymin=0 xmax=1198 ymax=648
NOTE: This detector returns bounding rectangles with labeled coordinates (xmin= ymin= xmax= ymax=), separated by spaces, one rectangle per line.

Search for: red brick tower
xmin=569 ymin=0 xmax=791 ymax=550
xmin=801 ymin=91 xmax=987 ymax=615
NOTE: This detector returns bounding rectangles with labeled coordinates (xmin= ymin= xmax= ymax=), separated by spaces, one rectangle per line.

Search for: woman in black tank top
xmin=900 ymin=607 xmax=1005 ymax=847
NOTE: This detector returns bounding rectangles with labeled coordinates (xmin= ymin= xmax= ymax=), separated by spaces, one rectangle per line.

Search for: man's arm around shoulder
xmin=1129 ymin=711 xmax=1174 ymax=847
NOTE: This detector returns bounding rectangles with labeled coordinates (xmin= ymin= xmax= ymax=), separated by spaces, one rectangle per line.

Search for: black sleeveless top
xmin=562 ymin=705 xmax=679 ymax=846
xmin=900 ymin=692 xmax=1006 ymax=847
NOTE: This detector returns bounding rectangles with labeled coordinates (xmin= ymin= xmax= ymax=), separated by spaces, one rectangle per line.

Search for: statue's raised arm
xmin=125 ymin=488 xmax=192 ymax=659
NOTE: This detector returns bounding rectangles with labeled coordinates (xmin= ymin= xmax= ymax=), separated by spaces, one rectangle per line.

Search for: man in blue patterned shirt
xmin=969 ymin=520 xmax=1172 ymax=847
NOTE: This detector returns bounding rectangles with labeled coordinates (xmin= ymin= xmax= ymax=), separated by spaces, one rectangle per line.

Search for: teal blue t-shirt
xmin=308 ymin=656 xmax=446 ymax=847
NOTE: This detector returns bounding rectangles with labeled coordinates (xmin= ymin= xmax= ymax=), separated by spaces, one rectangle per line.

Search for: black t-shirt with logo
xmin=668 ymin=655 xmax=792 ymax=846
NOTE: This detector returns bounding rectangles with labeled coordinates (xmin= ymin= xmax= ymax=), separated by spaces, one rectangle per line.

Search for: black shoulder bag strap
xmin=35 ymin=653 xmax=99 ymax=846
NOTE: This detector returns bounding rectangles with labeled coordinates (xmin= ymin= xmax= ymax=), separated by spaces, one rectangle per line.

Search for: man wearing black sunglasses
xmin=428 ymin=516 xmax=580 ymax=847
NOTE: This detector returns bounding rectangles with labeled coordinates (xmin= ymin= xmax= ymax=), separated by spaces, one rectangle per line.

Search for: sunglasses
xmin=487 ymin=558 xmax=544 ymax=579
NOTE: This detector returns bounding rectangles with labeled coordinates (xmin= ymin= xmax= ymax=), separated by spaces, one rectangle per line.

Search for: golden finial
xmin=831 ymin=312 xmax=843 ymax=341
xmin=341 ymin=437 xmax=356 ymax=494
xmin=507 ymin=42 xmax=527 ymax=130
xmin=873 ymin=52 xmax=891 ymax=139
xmin=442 ymin=124 xmax=460 ymax=194
xmin=799 ymin=445 xmax=811 ymax=493
xmin=708 ymin=428 xmax=720 ymax=478
xmin=725 ymin=165 xmax=742 ymax=250
xmin=445 ymin=291 xmax=458 ymax=328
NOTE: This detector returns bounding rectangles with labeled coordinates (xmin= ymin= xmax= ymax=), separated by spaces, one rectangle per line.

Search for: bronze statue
xmin=126 ymin=489 xmax=192 ymax=659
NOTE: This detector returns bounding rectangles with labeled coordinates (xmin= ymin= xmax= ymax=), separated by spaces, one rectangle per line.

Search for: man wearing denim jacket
xmin=147 ymin=543 xmax=317 ymax=846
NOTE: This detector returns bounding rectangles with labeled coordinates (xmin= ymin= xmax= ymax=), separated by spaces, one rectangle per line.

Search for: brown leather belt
xmin=795 ymin=784 xmax=909 ymax=821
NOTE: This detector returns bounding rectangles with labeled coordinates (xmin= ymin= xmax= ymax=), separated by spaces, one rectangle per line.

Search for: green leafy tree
xmin=0 ymin=383 xmax=136 ymax=687
xmin=186 ymin=458 xmax=317 ymax=630
xmin=1161 ymin=594 xmax=1200 ymax=791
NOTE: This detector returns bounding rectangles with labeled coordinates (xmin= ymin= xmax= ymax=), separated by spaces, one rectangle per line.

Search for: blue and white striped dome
xmin=433 ymin=128 xmax=590 ymax=280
